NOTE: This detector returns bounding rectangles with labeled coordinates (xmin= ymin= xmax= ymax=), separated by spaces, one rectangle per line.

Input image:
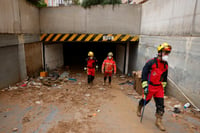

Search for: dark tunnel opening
xmin=63 ymin=42 xmax=120 ymax=71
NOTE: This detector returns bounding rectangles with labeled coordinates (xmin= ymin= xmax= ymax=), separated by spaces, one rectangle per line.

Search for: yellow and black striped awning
xmin=40 ymin=33 xmax=139 ymax=42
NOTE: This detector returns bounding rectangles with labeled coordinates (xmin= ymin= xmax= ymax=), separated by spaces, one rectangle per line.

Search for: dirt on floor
xmin=0 ymin=70 xmax=200 ymax=133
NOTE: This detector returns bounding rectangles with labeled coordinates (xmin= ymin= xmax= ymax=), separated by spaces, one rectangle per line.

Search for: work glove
xmin=162 ymin=82 xmax=167 ymax=94
xmin=144 ymin=87 xmax=148 ymax=95
xmin=142 ymin=81 xmax=148 ymax=95
xmin=162 ymin=82 xmax=167 ymax=88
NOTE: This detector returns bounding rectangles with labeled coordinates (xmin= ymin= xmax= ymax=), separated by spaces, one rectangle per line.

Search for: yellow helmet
xmin=108 ymin=52 xmax=113 ymax=57
xmin=157 ymin=43 xmax=172 ymax=53
xmin=88 ymin=51 xmax=94 ymax=57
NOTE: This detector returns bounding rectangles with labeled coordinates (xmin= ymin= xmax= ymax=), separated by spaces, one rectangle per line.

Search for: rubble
xmin=0 ymin=69 xmax=199 ymax=133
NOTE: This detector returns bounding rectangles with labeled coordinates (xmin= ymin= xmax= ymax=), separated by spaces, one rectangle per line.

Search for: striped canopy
xmin=40 ymin=33 xmax=139 ymax=42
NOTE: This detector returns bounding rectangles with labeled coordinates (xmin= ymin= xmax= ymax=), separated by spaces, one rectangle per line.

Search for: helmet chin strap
xmin=158 ymin=51 xmax=163 ymax=60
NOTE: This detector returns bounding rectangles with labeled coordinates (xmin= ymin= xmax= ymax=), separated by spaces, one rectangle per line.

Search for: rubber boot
xmin=136 ymin=105 xmax=142 ymax=117
xmin=87 ymin=83 xmax=91 ymax=89
xmin=155 ymin=114 xmax=166 ymax=131
xmin=108 ymin=83 xmax=112 ymax=88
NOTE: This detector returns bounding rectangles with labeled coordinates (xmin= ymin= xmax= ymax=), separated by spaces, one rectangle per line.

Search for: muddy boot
xmin=108 ymin=83 xmax=112 ymax=88
xmin=136 ymin=105 xmax=142 ymax=117
xmin=155 ymin=114 xmax=166 ymax=131
xmin=87 ymin=84 xmax=91 ymax=89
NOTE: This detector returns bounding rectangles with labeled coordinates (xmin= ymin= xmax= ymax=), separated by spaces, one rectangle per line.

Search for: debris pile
xmin=132 ymin=71 xmax=142 ymax=95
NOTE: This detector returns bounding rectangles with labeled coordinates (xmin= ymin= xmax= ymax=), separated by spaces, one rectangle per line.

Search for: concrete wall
xmin=137 ymin=0 xmax=200 ymax=108
xmin=141 ymin=0 xmax=200 ymax=36
xmin=116 ymin=44 xmax=125 ymax=73
xmin=45 ymin=44 xmax=64 ymax=70
xmin=0 ymin=46 xmax=20 ymax=88
xmin=25 ymin=42 xmax=43 ymax=77
xmin=0 ymin=0 xmax=40 ymax=34
xmin=40 ymin=4 xmax=141 ymax=34
xmin=128 ymin=42 xmax=138 ymax=74
xmin=0 ymin=0 xmax=40 ymax=88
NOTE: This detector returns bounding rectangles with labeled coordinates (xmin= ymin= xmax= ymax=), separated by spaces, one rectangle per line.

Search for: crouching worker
xmin=136 ymin=43 xmax=172 ymax=131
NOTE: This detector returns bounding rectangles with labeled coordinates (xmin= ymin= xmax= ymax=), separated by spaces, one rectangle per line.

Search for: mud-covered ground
xmin=0 ymin=70 xmax=200 ymax=133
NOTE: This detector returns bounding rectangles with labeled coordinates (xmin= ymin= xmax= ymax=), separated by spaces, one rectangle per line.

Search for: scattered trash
xmin=174 ymin=104 xmax=181 ymax=108
xmin=184 ymin=102 xmax=190 ymax=109
xmin=59 ymin=72 xmax=69 ymax=79
xmin=76 ymin=73 xmax=82 ymax=76
xmin=12 ymin=128 xmax=18 ymax=132
xmin=63 ymin=78 xmax=69 ymax=82
xmin=23 ymin=117 xmax=30 ymax=123
xmin=93 ymin=113 xmax=96 ymax=116
xmin=99 ymin=88 xmax=105 ymax=90
xmin=88 ymin=114 xmax=93 ymax=117
xmin=31 ymin=82 xmax=42 ymax=86
xmin=68 ymin=78 xmax=77 ymax=82
xmin=134 ymin=96 xmax=142 ymax=99
xmin=35 ymin=101 xmax=41 ymax=104
xmin=96 ymin=109 xmax=101 ymax=112
xmin=35 ymin=86 xmax=41 ymax=88
xmin=40 ymin=71 xmax=48 ymax=77
xmin=49 ymin=71 xmax=59 ymax=80
xmin=8 ymin=86 xmax=18 ymax=90
xmin=78 ymin=82 xmax=82 ymax=85
xmin=172 ymin=113 xmax=177 ymax=118
xmin=120 ymin=75 xmax=126 ymax=78
xmin=21 ymin=84 xmax=27 ymax=87
xmin=85 ymin=94 xmax=90 ymax=97
xmin=38 ymin=92 xmax=43 ymax=96
xmin=119 ymin=80 xmax=134 ymax=85
xmin=52 ymin=84 xmax=57 ymax=87
xmin=173 ymin=107 xmax=181 ymax=114
xmin=190 ymin=125 xmax=197 ymax=130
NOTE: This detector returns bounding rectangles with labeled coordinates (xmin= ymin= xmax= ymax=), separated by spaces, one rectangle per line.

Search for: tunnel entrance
xmin=63 ymin=41 xmax=119 ymax=71
xmin=44 ymin=41 xmax=139 ymax=74
xmin=42 ymin=33 xmax=139 ymax=74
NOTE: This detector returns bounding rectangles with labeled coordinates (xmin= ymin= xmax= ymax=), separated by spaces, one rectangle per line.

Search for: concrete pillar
xmin=18 ymin=34 xmax=27 ymax=80
xmin=125 ymin=42 xmax=129 ymax=74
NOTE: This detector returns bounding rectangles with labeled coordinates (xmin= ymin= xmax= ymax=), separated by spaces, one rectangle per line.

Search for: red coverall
xmin=102 ymin=57 xmax=116 ymax=83
xmin=139 ymin=57 xmax=168 ymax=115
xmin=86 ymin=57 xmax=97 ymax=84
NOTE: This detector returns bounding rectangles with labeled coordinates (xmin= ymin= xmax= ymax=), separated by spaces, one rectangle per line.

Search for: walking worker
xmin=101 ymin=52 xmax=116 ymax=87
xmin=84 ymin=51 xmax=98 ymax=89
xmin=136 ymin=43 xmax=172 ymax=131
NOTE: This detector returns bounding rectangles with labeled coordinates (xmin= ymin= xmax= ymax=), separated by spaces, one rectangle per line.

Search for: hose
xmin=168 ymin=77 xmax=200 ymax=111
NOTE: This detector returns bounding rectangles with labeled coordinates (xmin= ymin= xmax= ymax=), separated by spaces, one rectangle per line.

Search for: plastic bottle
xmin=184 ymin=103 xmax=190 ymax=109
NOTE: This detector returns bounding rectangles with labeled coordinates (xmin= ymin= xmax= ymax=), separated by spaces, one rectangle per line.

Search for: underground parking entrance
xmin=41 ymin=33 xmax=139 ymax=75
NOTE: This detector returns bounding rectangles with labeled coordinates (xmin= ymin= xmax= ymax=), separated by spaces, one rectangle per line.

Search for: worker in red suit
xmin=101 ymin=52 xmax=116 ymax=87
xmin=136 ymin=43 xmax=172 ymax=131
xmin=84 ymin=51 xmax=98 ymax=89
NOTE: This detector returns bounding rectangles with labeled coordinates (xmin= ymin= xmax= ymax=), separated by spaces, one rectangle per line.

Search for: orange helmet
xmin=157 ymin=43 xmax=172 ymax=53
